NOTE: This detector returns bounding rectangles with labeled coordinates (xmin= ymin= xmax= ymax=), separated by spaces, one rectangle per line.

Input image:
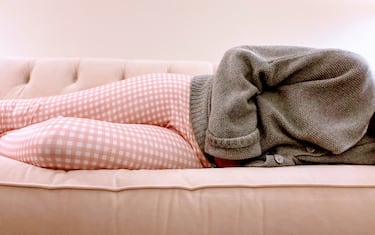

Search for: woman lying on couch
xmin=0 ymin=46 xmax=374 ymax=170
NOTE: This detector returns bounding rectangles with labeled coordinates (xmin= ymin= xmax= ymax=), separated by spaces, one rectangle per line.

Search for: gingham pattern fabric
xmin=0 ymin=73 xmax=211 ymax=170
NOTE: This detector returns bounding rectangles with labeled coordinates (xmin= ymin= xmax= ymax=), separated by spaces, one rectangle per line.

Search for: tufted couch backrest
xmin=0 ymin=58 xmax=217 ymax=99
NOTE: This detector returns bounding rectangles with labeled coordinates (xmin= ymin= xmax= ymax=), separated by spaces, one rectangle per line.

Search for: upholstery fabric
xmin=1 ymin=58 xmax=375 ymax=235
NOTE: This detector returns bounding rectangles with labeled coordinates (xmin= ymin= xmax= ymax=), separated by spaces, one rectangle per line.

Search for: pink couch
xmin=1 ymin=58 xmax=375 ymax=235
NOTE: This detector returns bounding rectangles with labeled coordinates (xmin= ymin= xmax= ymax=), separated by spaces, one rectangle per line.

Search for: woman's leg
xmin=0 ymin=116 xmax=204 ymax=170
xmin=0 ymin=73 xmax=188 ymax=133
xmin=0 ymin=73 xmax=211 ymax=168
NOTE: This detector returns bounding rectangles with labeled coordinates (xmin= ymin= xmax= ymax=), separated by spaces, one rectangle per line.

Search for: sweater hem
xmin=190 ymin=75 xmax=213 ymax=152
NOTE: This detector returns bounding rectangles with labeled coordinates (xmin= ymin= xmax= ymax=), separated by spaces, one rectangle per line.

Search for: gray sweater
xmin=190 ymin=46 xmax=375 ymax=167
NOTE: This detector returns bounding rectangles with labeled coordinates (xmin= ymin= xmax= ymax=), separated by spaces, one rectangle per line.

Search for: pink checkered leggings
xmin=0 ymin=73 xmax=211 ymax=170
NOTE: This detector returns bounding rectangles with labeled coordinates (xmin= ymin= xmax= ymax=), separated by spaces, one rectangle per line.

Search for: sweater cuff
xmin=204 ymin=129 xmax=262 ymax=160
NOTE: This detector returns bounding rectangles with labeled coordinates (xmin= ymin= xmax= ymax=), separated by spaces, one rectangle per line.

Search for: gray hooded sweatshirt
xmin=190 ymin=46 xmax=375 ymax=167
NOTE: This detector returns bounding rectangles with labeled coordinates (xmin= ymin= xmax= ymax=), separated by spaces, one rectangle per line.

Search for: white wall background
xmin=0 ymin=0 xmax=374 ymax=67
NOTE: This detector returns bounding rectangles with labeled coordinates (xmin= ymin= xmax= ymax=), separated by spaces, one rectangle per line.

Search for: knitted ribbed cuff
xmin=204 ymin=129 xmax=262 ymax=160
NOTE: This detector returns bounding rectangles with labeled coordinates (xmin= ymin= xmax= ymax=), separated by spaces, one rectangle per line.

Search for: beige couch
xmin=1 ymin=58 xmax=375 ymax=235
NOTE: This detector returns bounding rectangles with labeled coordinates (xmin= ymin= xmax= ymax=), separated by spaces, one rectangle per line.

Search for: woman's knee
xmin=27 ymin=117 xmax=72 ymax=156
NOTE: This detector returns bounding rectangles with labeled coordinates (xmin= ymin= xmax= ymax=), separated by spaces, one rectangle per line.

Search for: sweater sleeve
xmin=204 ymin=46 xmax=269 ymax=160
